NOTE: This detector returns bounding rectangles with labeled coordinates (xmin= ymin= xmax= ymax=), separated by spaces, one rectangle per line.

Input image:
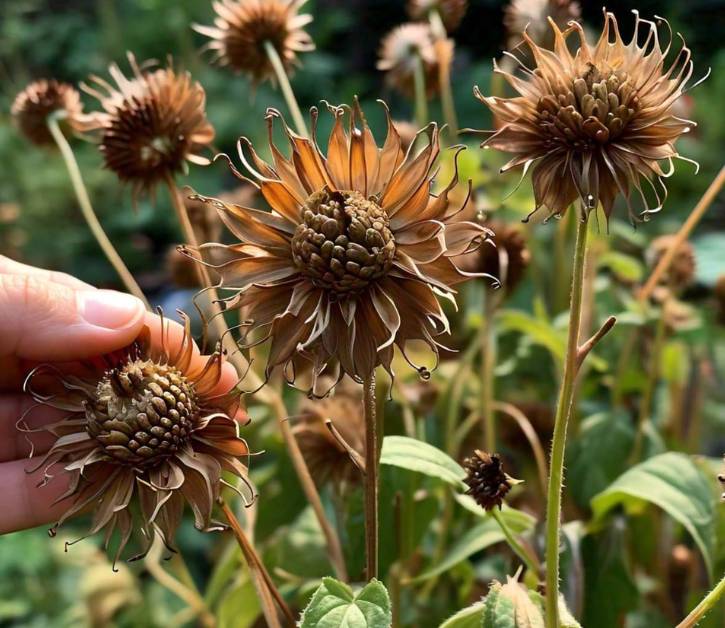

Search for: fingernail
xmin=78 ymin=290 xmax=144 ymax=330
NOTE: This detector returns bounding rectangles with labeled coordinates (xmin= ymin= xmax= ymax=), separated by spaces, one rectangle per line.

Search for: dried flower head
xmin=11 ymin=79 xmax=84 ymax=146
xmin=21 ymin=316 xmax=250 ymax=565
xmin=463 ymin=450 xmax=520 ymax=510
xmin=378 ymin=23 xmax=453 ymax=98
xmin=476 ymin=11 xmax=698 ymax=222
xmin=194 ymin=0 xmax=314 ymax=84
xmin=293 ymin=378 xmax=365 ymax=487
xmin=504 ymin=0 xmax=580 ymax=51
xmin=80 ymin=55 xmax=214 ymax=202
xmin=187 ymin=101 xmax=490 ymax=392
xmin=459 ymin=220 xmax=530 ymax=294
xmin=407 ymin=0 xmax=468 ymax=33
xmin=646 ymin=235 xmax=696 ymax=292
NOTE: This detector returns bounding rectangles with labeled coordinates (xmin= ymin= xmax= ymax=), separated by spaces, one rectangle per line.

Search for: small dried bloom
xmin=504 ymin=0 xmax=580 ymax=51
xmin=463 ymin=450 xmax=519 ymax=511
xmin=646 ymin=235 xmax=696 ymax=292
xmin=407 ymin=0 xmax=468 ymax=33
xmin=194 ymin=0 xmax=314 ymax=84
xmin=11 ymin=79 xmax=84 ymax=146
xmin=378 ymin=23 xmax=453 ymax=99
xmin=294 ymin=378 xmax=365 ymax=487
xmin=22 ymin=316 xmax=250 ymax=565
xmin=80 ymin=55 xmax=214 ymax=202
xmin=187 ymin=101 xmax=490 ymax=392
xmin=459 ymin=220 xmax=530 ymax=294
xmin=476 ymin=11 xmax=697 ymax=222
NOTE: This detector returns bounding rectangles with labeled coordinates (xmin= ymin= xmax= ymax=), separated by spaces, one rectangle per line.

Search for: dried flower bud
xmin=463 ymin=450 xmax=520 ymax=510
xmin=646 ymin=235 xmax=696 ymax=292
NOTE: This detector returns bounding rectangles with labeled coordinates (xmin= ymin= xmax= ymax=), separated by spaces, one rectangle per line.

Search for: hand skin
xmin=0 ymin=255 xmax=239 ymax=534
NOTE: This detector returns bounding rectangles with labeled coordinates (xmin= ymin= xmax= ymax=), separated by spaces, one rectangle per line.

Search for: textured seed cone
xmin=476 ymin=11 xmax=697 ymax=222
xmin=187 ymin=100 xmax=489 ymax=389
xmin=646 ymin=235 xmax=696 ymax=292
xmin=22 ymin=316 xmax=250 ymax=566
xmin=463 ymin=450 xmax=520 ymax=511
xmin=459 ymin=220 xmax=530 ymax=294
xmin=11 ymin=79 xmax=84 ymax=146
xmin=194 ymin=0 xmax=314 ymax=84
xmin=377 ymin=23 xmax=453 ymax=98
xmin=504 ymin=0 xmax=580 ymax=51
xmin=293 ymin=377 xmax=365 ymax=487
xmin=80 ymin=54 xmax=214 ymax=203
xmin=407 ymin=0 xmax=468 ymax=32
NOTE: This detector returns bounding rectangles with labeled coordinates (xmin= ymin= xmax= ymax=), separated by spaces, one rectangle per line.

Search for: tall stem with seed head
xmin=363 ymin=371 xmax=379 ymax=579
xmin=47 ymin=114 xmax=149 ymax=309
xmin=264 ymin=40 xmax=309 ymax=137
xmin=544 ymin=216 xmax=589 ymax=628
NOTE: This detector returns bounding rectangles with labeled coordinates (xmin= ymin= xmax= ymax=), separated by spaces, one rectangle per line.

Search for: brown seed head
xmin=11 ymin=79 xmax=84 ymax=146
xmin=504 ymin=0 xmax=580 ymax=51
xmin=646 ymin=235 xmax=696 ymax=292
xmin=476 ymin=11 xmax=697 ymax=222
xmin=80 ymin=55 xmax=214 ymax=201
xmin=463 ymin=450 xmax=518 ymax=510
xmin=407 ymin=0 xmax=468 ymax=32
xmin=194 ymin=0 xmax=314 ymax=83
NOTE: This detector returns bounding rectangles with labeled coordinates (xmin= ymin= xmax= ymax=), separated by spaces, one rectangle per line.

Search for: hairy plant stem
xmin=675 ymin=572 xmax=725 ymax=628
xmin=544 ymin=216 xmax=589 ymax=628
xmin=481 ymin=292 xmax=497 ymax=451
xmin=413 ymin=54 xmax=429 ymax=130
xmin=220 ymin=499 xmax=294 ymax=627
xmin=491 ymin=508 xmax=540 ymax=577
xmin=47 ymin=114 xmax=150 ymax=309
xmin=264 ymin=40 xmax=309 ymax=137
xmin=363 ymin=371 xmax=379 ymax=579
xmin=429 ymin=10 xmax=458 ymax=141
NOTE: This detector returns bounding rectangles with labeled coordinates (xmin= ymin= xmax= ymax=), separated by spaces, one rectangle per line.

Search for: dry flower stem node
xmin=80 ymin=53 xmax=214 ymax=203
xmin=476 ymin=10 xmax=698 ymax=223
xmin=20 ymin=315 xmax=251 ymax=566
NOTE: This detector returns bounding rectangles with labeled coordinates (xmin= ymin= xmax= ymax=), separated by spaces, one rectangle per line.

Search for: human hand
xmin=0 ymin=255 xmax=239 ymax=534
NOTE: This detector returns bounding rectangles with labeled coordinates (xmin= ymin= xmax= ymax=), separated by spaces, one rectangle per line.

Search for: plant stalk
xmin=47 ymin=114 xmax=150 ymax=309
xmin=264 ymin=40 xmax=309 ymax=137
xmin=413 ymin=54 xmax=429 ymax=130
xmin=481 ymin=292 xmax=497 ymax=451
xmin=491 ymin=508 xmax=540 ymax=577
xmin=363 ymin=371 xmax=379 ymax=579
xmin=544 ymin=216 xmax=589 ymax=628
xmin=675 ymin=571 xmax=725 ymax=628
xmin=429 ymin=10 xmax=458 ymax=140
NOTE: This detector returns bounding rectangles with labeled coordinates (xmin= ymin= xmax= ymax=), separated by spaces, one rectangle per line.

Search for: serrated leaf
xmin=591 ymin=452 xmax=714 ymax=576
xmin=438 ymin=601 xmax=486 ymax=628
xmin=380 ymin=436 xmax=466 ymax=489
xmin=299 ymin=578 xmax=392 ymax=628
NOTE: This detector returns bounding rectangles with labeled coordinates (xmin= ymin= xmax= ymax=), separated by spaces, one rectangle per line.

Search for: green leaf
xmin=498 ymin=310 xmax=565 ymax=366
xmin=414 ymin=509 xmax=535 ymax=582
xmin=299 ymin=578 xmax=392 ymax=628
xmin=591 ymin=452 xmax=714 ymax=576
xmin=438 ymin=601 xmax=486 ymax=628
xmin=380 ymin=436 xmax=466 ymax=489
xmin=566 ymin=412 xmax=634 ymax=508
xmin=599 ymin=251 xmax=644 ymax=282
xmin=217 ymin=577 xmax=261 ymax=628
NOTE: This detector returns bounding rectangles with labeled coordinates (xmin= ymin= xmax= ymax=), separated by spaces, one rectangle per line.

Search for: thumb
xmin=0 ymin=274 xmax=146 ymax=361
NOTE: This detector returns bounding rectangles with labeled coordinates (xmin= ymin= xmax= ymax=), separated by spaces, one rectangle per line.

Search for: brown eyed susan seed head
xmin=21 ymin=315 xmax=250 ymax=567
xmin=463 ymin=450 xmax=520 ymax=510
xmin=186 ymin=100 xmax=491 ymax=391
xmin=11 ymin=79 xmax=84 ymax=146
xmin=476 ymin=11 xmax=698 ymax=223
xmin=407 ymin=0 xmax=468 ymax=33
xmin=80 ymin=54 xmax=214 ymax=203
xmin=194 ymin=0 xmax=314 ymax=84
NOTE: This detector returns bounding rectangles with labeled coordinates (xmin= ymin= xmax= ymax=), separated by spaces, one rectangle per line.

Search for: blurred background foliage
xmin=1 ymin=1 xmax=724 ymax=627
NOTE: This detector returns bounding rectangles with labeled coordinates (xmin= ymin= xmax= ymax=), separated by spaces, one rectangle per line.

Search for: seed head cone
xmin=80 ymin=54 xmax=214 ymax=202
xmin=22 ymin=316 xmax=250 ymax=565
xmin=194 ymin=0 xmax=314 ymax=83
xmin=407 ymin=0 xmax=468 ymax=32
xmin=12 ymin=79 xmax=84 ymax=146
xmin=476 ymin=11 xmax=697 ymax=222
xmin=378 ymin=23 xmax=453 ymax=98
xmin=186 ymin=101 xmax=490 ymax=392
xmin=463 ymin=450 xmax=518 ymax=510
xmin=646 ymin=234 xmax=696 ymax=292
xmin=504 ymin=0 xmax=580 ymax=51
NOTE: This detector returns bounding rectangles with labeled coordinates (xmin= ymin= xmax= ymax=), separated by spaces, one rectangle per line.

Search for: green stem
xmin=47 ymin=114 xmax=150 ymax=309
xmin=263 ymin=40 xmax=309 ymax=137
xmin=429 ymin=10 xmax=458 ymax=140
xmin=363 ymin=372 xmax=379 ymax=579
xmin=491 ymin=508 xmax=540 ymax=577
xmin=675 ymin=572 xmax=725 ymax=628
xmin=481 ymin=292 xmax=497 ymax=451
xmin=544 ymin=216 xmax=590 ymax=628
xmin=413 ymin=54 xmax=429 ymax=129
xmin=444 ymin=332 xmax=480 ymax=453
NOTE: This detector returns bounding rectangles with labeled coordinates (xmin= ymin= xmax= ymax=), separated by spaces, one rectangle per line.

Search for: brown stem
xmin=325 ymin=419 xmax=366 ymax=473
xmin=363 ymin=371 xmax=379 ymax=579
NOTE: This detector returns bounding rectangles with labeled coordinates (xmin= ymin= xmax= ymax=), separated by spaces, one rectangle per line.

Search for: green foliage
xmin=299 ymin=578 xmax=392 ymax=628
xmin=380 ymin=436 xmax=466 ymax=489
